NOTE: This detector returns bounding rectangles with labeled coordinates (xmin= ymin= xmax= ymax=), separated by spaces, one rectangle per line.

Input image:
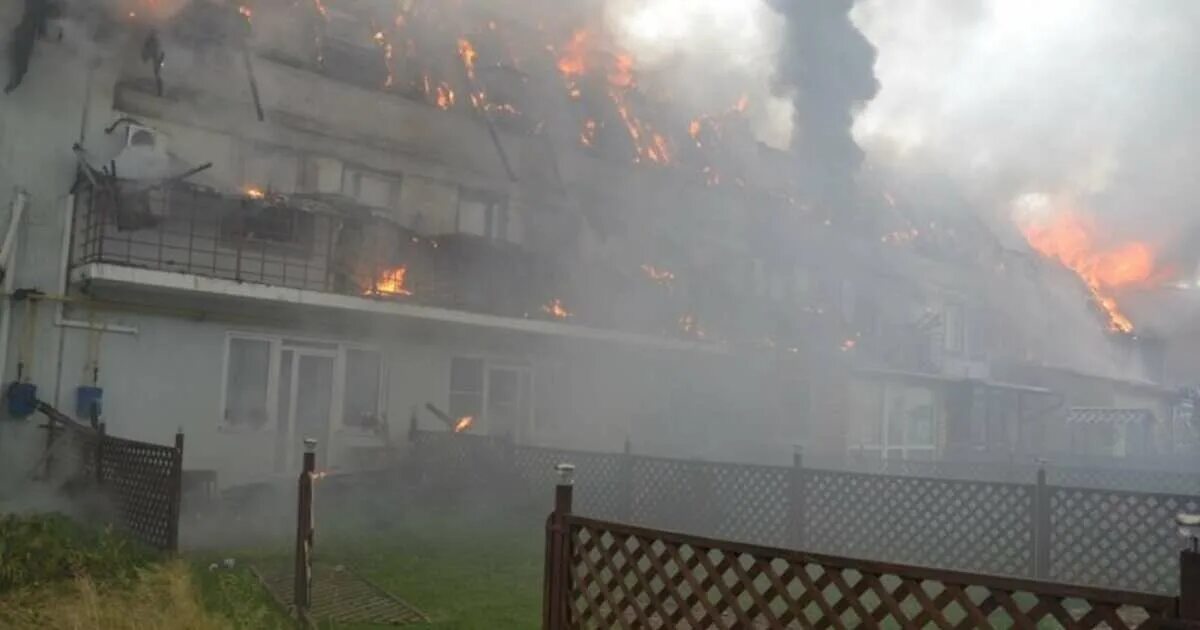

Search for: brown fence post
xmin=42 ymin=413 xmax=57 ymax=480
xmin=544 ymin=463 xmax=575 ymax=630
xmin=95 ymin=423 xmax=107 ymax=485
xmin=1180 ymin=514 xmax=1200 ymax=621
xmin=790 ymin=445 xmax=807 ymax=550
xmin=167 ymin=430 xmax=183 ymax=552
xmin=1033 ymin=464 xmax=1051 ymax=579
xmin=294 ymin=439 xmax=317 ymax=618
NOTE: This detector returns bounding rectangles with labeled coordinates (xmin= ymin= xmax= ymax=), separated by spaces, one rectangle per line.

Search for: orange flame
xmin=542 ymin=298 xmax=572 ymax=320
xmin=366 ymin=266 xmax=413 ymax=297
xmin=1018 ymin=207 xmax=1153 ymax=333
xmin=555 ymin=29 xmax=671 ymax=165
xmin=557 ymin=29 xmax=590 ymax=78
xmin=580 ymin=118 xmax=598 ymax=147
xmin=453 ymin=415 xmax=474 ymax=433
xmin=244 ymin=187 xmax=266 ymax=200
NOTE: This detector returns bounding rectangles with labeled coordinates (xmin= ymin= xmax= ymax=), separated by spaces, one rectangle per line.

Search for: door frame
xmin=277 ymin=344 xmax=339 ymax=473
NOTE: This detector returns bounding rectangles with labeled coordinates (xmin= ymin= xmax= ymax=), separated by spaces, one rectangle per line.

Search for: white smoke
xmin=850 ymin=0 xmax=1200 ymax=258
xmin=603 ymin=0 xmax=793 ymax=148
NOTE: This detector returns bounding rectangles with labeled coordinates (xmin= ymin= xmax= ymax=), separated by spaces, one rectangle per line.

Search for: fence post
xmin=1032 ymin=464 xmax=1051 ymax=579
xmin=620 ymin=436 xmax=634 ymax=522
xmin=1180 ymin=515 xmax=1200 ymax=621
xmin=544 ymin=463 xmax=575 ymax=630
xmin=95 ymin=423 xmax=107 ymax=485
xmin=167 ymin=430 xmax=183 ymax=552
xmin=790 ymin=445 xmax=807 ymax=550
xmin=42 ymin=413 xmax=57 ymax=480
xmin=294 ymin=439 xmax=317 ymax=618
xmin=1183 ymin=550 xmax=1200 ymax=621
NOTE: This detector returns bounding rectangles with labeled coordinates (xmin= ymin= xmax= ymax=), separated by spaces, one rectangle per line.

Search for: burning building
xmin=0 ymin=0 xmax=1191 ymax=487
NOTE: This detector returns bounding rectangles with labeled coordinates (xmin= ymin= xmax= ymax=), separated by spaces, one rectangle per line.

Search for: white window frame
xmin=219 ymin=332 xmax=386 ymax=437
xmin=448 ymin=355 xmax=533 ymax=439
xmin=854 ymin=381 xmax=939 ymax=460
xmin=219 ymin=332 xmax=281 ymax=434
xmin=456 ymin=191 xmax=510 ymax=243
xmin=334 ymin=343 xmax=388 ymax=435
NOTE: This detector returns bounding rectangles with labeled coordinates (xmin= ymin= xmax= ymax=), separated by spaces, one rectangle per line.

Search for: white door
xmin=274 ymin=348 xmax=337 ymax=473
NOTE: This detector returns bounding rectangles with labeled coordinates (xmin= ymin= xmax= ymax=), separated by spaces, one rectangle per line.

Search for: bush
xmin=0 ymin=513 xmax=155 ymax=592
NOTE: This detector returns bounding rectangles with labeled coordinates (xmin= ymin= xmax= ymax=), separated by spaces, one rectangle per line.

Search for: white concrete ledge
xmin=73 ymin=263 xmax=721 ymax=353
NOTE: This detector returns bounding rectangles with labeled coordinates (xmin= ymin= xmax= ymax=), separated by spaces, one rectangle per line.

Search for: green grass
xmin=315 ymin=505 xmax=545 ymax=629
xmin=192 ymin=501 xmax=546 ymax=630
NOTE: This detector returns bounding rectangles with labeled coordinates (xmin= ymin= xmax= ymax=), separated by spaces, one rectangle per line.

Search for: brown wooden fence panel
xmin=558 ymin=514 xmax=1179 ymax=630
xmin=93 ymin=434 xmax=182 ymax=551
xmin=40 ymin=405 xmax=182 ymax=551
xmin=1049 ymin=486 xmax=1200 ymax=594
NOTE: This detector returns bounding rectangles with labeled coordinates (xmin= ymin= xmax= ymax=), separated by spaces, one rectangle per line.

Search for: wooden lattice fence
xmin=413 ymin=430 xmax=1199 ymax=597
xmin=40 ymin=404 xmax=184 ymax=551
xmin=545 ymin=511 xmax=1186 ymax=629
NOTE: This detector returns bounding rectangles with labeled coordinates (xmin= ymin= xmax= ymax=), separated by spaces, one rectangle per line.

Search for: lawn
xmin=0 ymin=498 xmax=547 ymax=629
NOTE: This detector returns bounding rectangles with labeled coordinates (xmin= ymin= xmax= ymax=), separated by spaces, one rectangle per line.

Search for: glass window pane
xmin=226 ymin=338 xmax=271 ymax=429
xmin=488 ymin=368 xmax=519 ymax=405
xmin=458 ymin=198 xmax=488 ymax=237
xmin=343 ymin=349 xmax=382 ymax=429
xmin=450 ymin=358 xmax=484 ymax=393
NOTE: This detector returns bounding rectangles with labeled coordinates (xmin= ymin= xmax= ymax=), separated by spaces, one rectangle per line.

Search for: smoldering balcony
xmin=69 ymin=182 xmax=568 ymax=322
xmin=66 ymin=181 xmax=720 ymax=347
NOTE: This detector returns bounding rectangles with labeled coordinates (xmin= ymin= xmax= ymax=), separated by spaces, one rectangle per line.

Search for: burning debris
xmin=678 ymin=314 xmax=704 ymax=339
xmin=542 ymin=298 xmax=572 ymax=320
xmin=453 ymin=416 xmax=474 ymax=434
xmin=640 ymin=264 xmax=675 ymax=287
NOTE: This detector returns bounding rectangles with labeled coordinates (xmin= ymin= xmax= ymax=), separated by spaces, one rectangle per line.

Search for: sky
xmin=850 ymin=0 xmax=1200 ymax=270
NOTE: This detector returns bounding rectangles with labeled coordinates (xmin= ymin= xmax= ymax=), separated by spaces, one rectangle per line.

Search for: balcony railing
xmin=70 ymin=182 xmax=564 ymax=319
xmin=70 ymin=181 xmax=907 ymax=353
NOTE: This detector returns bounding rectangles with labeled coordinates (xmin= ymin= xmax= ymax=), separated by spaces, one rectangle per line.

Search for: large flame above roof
xmin=1014 ymin=194 xmax=1155 ymax=333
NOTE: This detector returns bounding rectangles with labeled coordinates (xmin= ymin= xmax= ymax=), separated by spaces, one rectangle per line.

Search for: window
xmin=342 ymin=349 xmax=383 ymax=430
xmin=449 ymin=357 xmax=485 ymax=421
xmin=448 ymin=357 xmax=531 ymax=438
xmin=342 ymin=167 xmax=402 ymax=210
xmin=223 ymin=336 xmax=273 ymax=431
xmin=242 ymin=146 xmax=300 ymax=194
xmin=457 ymin=191 xmax=510 ymax=242
xmin=852 ymin=380 xmax=938 ymax=460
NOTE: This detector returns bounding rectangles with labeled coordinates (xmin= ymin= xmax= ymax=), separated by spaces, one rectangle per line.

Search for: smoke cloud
xmin=772 ymin=0 xmax=879 ymax=213
xmin=851 ymin=0 xmax=1200 ymax=269
xmin=603 ymin=0 xmax=794 ymax=148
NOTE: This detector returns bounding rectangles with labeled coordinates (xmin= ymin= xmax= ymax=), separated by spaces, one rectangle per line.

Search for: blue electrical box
xmin=6 ymin=382 xmax=38 ymax=418
xmin=76 ymin=385 xmax=103 ymax=419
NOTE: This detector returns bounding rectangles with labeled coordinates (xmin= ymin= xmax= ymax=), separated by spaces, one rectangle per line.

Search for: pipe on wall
xmin=0 ymin=189 xmax=29 ymax=387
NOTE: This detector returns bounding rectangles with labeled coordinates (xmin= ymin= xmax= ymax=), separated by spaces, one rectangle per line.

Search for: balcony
xmin=68 ymin=182 xmax=730 ymax=351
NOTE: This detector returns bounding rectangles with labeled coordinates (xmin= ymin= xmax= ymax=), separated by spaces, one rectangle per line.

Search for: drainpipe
xmin=52 ymin=194 xmax=137 ymax=409
xmin=0 ymin=189 xmax=29 ymax=386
